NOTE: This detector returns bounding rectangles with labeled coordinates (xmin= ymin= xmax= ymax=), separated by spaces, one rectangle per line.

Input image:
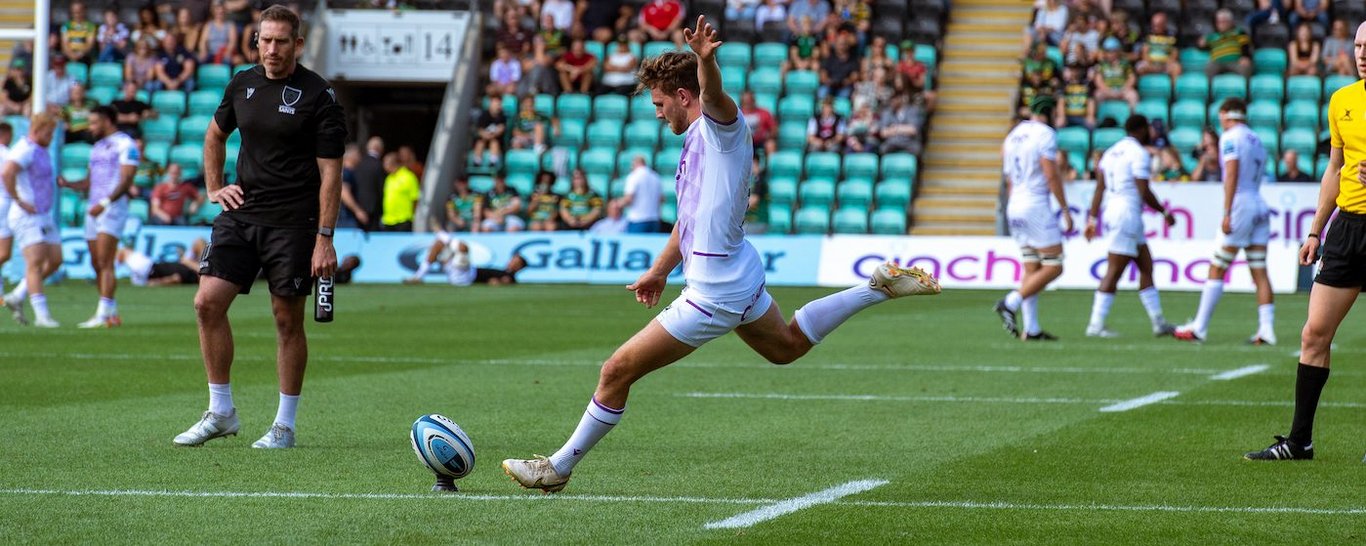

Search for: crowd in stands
xmin=1022 ymin=0 xmax=1361 ymax=184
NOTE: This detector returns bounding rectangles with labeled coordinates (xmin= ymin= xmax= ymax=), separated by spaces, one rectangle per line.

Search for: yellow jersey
xmin=1329 ymin=79 xmax=1366 ymax=213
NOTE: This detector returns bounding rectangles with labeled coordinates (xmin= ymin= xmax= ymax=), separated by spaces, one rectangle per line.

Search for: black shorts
xmin=474 ymin=268 xmax=515 ymax=284
xmin=1315 ymin=210 xmax=1366 ymax=288
xmin=150 ymin=262 xmax=199 ymax=284
xmin=201 ymin=215 xmax=315 ymax=296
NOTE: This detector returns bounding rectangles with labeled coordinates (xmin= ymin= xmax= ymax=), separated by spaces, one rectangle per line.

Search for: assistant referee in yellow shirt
xmin=1245 ymin=22 xmax=1366 ymax=461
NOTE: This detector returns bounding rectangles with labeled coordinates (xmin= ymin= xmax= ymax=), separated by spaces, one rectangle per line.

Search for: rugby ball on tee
xmin=410 ymin=414 xmax=475 ymax=479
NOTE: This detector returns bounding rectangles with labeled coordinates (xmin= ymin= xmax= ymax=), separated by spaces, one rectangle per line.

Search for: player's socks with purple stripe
xmin=794 ymin=284 xmax=891 ymax=344
xmin=97 ymin=297 xmax=116 ymax=319
xmin=548 ymin=398 xmax=624 ymax=476
xmin=29 ymin=294 xmax=51 ymax=322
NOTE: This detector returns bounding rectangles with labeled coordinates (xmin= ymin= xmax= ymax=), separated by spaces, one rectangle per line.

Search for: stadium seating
xmin=90 ymin=62 xmax=122 ymax=88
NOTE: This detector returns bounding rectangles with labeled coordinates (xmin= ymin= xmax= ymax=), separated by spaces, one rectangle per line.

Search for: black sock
xmin=1288 ymin=363 xmax=1331 ymax=446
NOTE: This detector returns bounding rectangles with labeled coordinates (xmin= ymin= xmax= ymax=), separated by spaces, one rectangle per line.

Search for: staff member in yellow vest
xmin=381 ymin=151 xmax=420 ymax=231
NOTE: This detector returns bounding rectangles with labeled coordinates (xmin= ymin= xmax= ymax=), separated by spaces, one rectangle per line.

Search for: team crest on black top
xmin=280 ymin=86 xmax=303 ymax=115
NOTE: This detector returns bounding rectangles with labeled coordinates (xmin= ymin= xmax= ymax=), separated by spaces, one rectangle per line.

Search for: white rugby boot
xmin=252 ymin=423 xmax=296 ymax=448
xmin=173 ymin=410 xmax=240 ymax=446
xmin=502 ymin=455 xmax=571 ymax=493
xmin=4 ymin=294 xmax=27 ymax=326
xmin=869 ymin=261 xmax=941 ymax=298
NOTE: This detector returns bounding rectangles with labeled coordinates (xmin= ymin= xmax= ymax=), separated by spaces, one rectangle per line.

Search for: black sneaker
xmin=1024 ymin=331 xmax=1058 ymax=341
xmin=993 ymin=299 xmax=1018 ymax=336
xmin=1244 ymin=435 xmax=1313 ymax=461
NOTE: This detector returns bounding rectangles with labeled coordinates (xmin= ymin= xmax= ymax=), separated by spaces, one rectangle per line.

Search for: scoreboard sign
xmin=322 ymin=10 xmax=470 ymax=82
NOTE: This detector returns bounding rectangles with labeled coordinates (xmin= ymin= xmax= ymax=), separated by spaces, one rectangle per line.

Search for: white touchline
xmin=1210 ymin=364 xmax=1270 ymax=381
xmin=1098 ymin=391 xmax=1182 ymax=413
xmin=702 ymin=480 xmax=889 ymax=530
xmin=677 ymin=392 xmax=1366 ymax=409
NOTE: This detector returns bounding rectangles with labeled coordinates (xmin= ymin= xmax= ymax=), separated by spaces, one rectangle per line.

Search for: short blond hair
xmin=636 ymin=51 xmax=700 ymax=97
xmin=29 ymin=111 xmax=59 ymax=134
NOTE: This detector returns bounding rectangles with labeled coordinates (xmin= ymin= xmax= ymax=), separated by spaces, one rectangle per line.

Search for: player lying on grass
xmin=404 ymin=232 xmax=525 ymax=286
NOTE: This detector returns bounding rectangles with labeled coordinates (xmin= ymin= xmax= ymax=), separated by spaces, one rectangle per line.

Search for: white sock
xmin=29 ymin=293 xmax=50 ymax=321
xmin=1138 ymin=286 xmax=1165 ymax=326
xmin=1022 ymin=295 xmax=1040 ymax=336
xmin=1258 ymin=303 xmax=1275 ymax=334
xmin=7 ymin=282 xmax=28 ymax=301
xmin=208 ymin=383 xmax=234 ymax=415
xmin=1088 ymin=291 xmax=1114 ymax=330
xmin=1003 ymin=290 xmax=1023 ymax=312
xmin=413 ymin=261 xmax=432 ymax=278
xmin=549 ymin=398 xmax=623 ymax=476
xmin=96 ymin=297 xmax=116 ymax=318
xmin=794 ymin=284 xmax=891 ymax=344
xmin=1190 ymin=280 xmax=1224 ymax=335
xmin=274 ymin=393 xmax=300 ymax=429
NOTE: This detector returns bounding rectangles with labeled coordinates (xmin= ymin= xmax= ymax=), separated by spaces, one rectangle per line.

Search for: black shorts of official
xmin=474 ymin=268 xmax=515 ymax=284
xmin=150 ymin=262 xmax=199 ymax=284
xmin=1316 ymin=210 xmax=1366 ymax=288
xmin=201 ymin=215 xmax=315 ymax=296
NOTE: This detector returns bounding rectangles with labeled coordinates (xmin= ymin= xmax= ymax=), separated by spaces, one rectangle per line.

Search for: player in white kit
xmin=72 ymin=106 xmax=139 ymax=328
xmin=1 ymin=112 xmax=64 ymax=327
xmin=995 ymin=95 xmax=1073 ymax=341
xmin=404 ymin=231 xmax=524 ymax=286
xmin=1174 ymin=99 xmax=1276 ymax=344
xmin=502 ymin=17 xmax=941 ymax=493
xmin=0 ymin=122 xmax=15 ymax=297
xmin=1083 ymin=114 xmax=1176 ymax=338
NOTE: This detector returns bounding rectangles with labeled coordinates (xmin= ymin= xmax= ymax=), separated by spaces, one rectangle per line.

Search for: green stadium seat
xmin=721 ymin=65 xmax=747 ymax=96
xmin=1284 ymin=99 xmax=1319 ymax=131
xmin=875 ymin=179 xmax=911 ymax=210
xmin=128 ymin=199 xmax=150 ymax=222
xmin=1179 ymin=48 xmax=1210 ymax=74
xmin=717 ymin=42 xmax=752 ymax=69
xmin=1136 ymin=100 xmax=1169 ymax=124
xmin=469 ymin=175 xmax=494 ymax=193
xmin=778 ymin=94 xmax=815 ymax=122
xmin=914 ymin=44 xmax=937 ymax=71
xmin=1325 ymin=74 xmax=1356 ymax=96
xmin=837 ymin=179 xmax=874 ymax=209
xmin=769 ymin=177 xmax=798 ymax=205
xmin=785 ymin=70 xmax=819 ymax=96
xmin=197 ymin=65 xmax=232 ymax=89
xmin=61 ymin=142 xmax=92 ymax=170
xmin=1248 ymin=101 xmax=1282 ymax=130
xmin=653 ymin=149 xmax=679 ymax=174
xmin=88 ymin=86 xmax=117 ymax=104
xmin=135 ymin=89 xmax=149 ymax=102
xmin=1286 ymin=76 xmax=1322 ymax=103
xmin=753 ymin=42 xmax=788 ymax=69
xmin=532 ymin=93 xmax=555 ymax=117
xmin=794 ymin=205 xmax=830 ymax=234
xmin=777 ymin=120 xmax=807 ymax=150
xmin=870 ymin=209 xmax=906 ymax=234
xmin=592 ymin=95 xmax=628 ymax=122
xmin=659 ymin=123 xmax=685 ymax=149
xmin=1174 ymin=73 xmax=1209 ymax=103
xmin=584 ymin=41 xmax=606 ymax=67
xmin=90 ymin=62 xmax=122 ymax=88
xmin=1252 ymin=126 xmax=1280 ymax=157
xmin=768 ymin=202 xmax=793 ymax=233
xmin=1168 ymin=127 xmax=1201 ymax=155
xmin=1252 ymin=48 xmax=1288 ymax=75
xmin=1096 ymin=101 xmax=1130 ymax=125
xmin=170 ymin=144 xmax=203 ymax=178
xmin=880 ymin=153 xmax=917 ymax=181
xmin=505 ymin=149 xmax=541 ymax=175
xmin=799 ymin=178 xmax=836 ymax=207
xmin=586 ymin=120 xmax=623 ymax=149
xmin=832 ymin=96 xmax=851 ymax=117
xmin=556 ymin=94 xmax=592 ymax=121
xmin=624 ymin=120 xmax=660 ymax=152
xmin=1207 ymin=102 xmax=1226 ymax=130
xmin=1091 ymin=127 xmax=1125 ymax=151
xmin=579 ymin=148 xmax=616 ymax=177
xmin=178 ymin=115 xmax=211 ymax=144
xmin=629 ymin=93 xmax=654 ymax=121
xmin=832 ymin=207 xmax=869 ymax=234
xmin=1283 ymin=128 xmax=1317 ymax=158
xmin=1137 ymin=74 xmax=1171 ymax=101
xmin=753 ymin=92 xmax=777 ymax=114
xmin=1056 ymin=126 xmax=1090 ymax=159
xmin=67 ymin=62 xmax=89 ymax=84
xmin=540 ymin=146 xmax=578 ymax=173
xmin=644 ymin=41 xmax=677 ymax=58
xmin=141 ymin=117 xmax=177 ymax=144
xmin=749 ymin=67 xmax=783 ymax=95
xmin=1317 ymin=154 xmax=1332 ymax=179
xmin=144 ymin=141 xmax=170 ymax=165
xmin=769 ymin=150 xmax=804 ymax=179
xmin=188 ymin=90 xmax=221 ymax=116
xmin=1045 ymin=46 xmax=1062 ymax=67
xmin=61 ymin=166 xmax=88 ymax=183
xmin=617 ymin=148 xmax=653 ymax=175
xmin=1171 ymin=100 xmax=1206 ymax=131
xmin=842 ymin=153 xmax=879 ymax=181
xmin=506 ymin=173 xmax=535 ymax=195
xmin=805 ymin=152 xmax=841 ymax=180
xmin=152 ymin=90 xmax=187 ymax=117
xmin=591 ymin=174 xmax=613 ymax=197
xmin=1210 ymin=74 xmax=1247 ymax=102
xmin=1249 ymin=74 xmax=1285 ymax=103
xmin=233 ymin=63 xmax=255 ymax=75
xmin=555 ymin=119 xmax=587 ymax=148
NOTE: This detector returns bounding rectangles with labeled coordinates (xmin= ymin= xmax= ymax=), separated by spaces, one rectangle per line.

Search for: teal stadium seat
xmin=1286 ymin=76 xmax=1322 ymax=103
xmin=769 ymin=177 xmax=798 ymax=205
xmin=914 ymin=44 xmax=937 ymax=71
xmin=1317 ymin=154 xmax=1332 ymax=179
xmin=507 ymin=173 xmax=535 ymax=195
xmin=1325 ymin=74 xmax=1356 ymax=96
xmin=233 ymin=63 xmax=255 ymax=75
xmin=805 ymin=152 xmax=841 ymax=180
xmin=224 ymin=143 xmax=240 ymax=180
xmin=152 ymin=90 xmax=187 ymax=117
xmin=832 ymin=96 xmax=851 ymax=117
xmin=875 ymin=179 xmax=912 ymax=210
xmin=777 ymin=121 xmax=807 ymax=150
xmin=832 ymin=207 xmax=869 ymax=234
xmin=1282 ymin=128 xmax=1317 ymax=158
xmin=1091 ymin=127 xmax=1125 ymax=151
xmin=769 ymin=150 xmax=804 ymax=180
xmin=90 ymin=62 xmax=122 ymax=88
xmin=785 ymin=70 xmax=819 ymax=96
xmin=586 ymin=120 xmax=623 ymax=149
xmin=1136 ymin=100 xmax=1169 ymax=124
xmin=777 ymin=94 xmax=814 ymax=122
xmin=630 ymin=93 xmax=654 ymax=121
xmin=1179 ymin=48 xmax=1210 ymax=74
xmin=624 ymin=120 xmax=660 ymax=151
xmin=799 ymin=178 xmax=836 ymax=207
xmin=579 ymin=148 xmax=616 ymax=177
xmin=659 ymin=123 xmax=685 ymax=149
xmin=753 ymin=42 xmax=788 ymax=69
xmin=1096 ymin=101 xmax=1130 ymax=125
xmin=1056 ymin=126 xmax=1090 ymax=160
xmin=556 ymin=119 xmax=587 ymax=149
xmin=1252 ymin=48 xmax=1288 ymax=75
xmin=541 ymin=146 xmax=578 ymax=174
xmin=768 ymin=203 xmax=793 ymax=233
xmin=1248 ymin=101 xmax=1282 ymax=130
xmin=749 ymin=67 xmax=783 ymax=95
xmin=505 ymin=149 xmax=540 ymax=175
xmin=592 ymin=95 xmax=628 ymax=122
xmin=192 ymin=201 xmax=223 ymax=224
xmin=469 ymin=175 xmax=494 ymax=193
xmin=880 ymin=153 xmax=917 ymax=181
xmin=842 ymin=153 xmax=879 ymax=181
xmin=1174 ymin=73 xmax=1209 ymax=102
xmin=534 ymin=93 xmax=556 ymax=117
xmin=142 ymin=117 xmax=177 ymax=144
xmin=717 ymin=42 xmax=752 ymax=69
xmin=170 ymin=144 xmax=204 ymax=178
xmin=1249 ymin=74 xmax=1285 ymax=103
xmin=1171 ymin=100 xmax=1206 ymax=131
xmin=1138 ymin=74 xmax=1171 ymax=101
xmin=1284 ymin=99 xmax=1319 ymax=131
xmin=644 ymin=41 xmax=677 ymax=59
xmin=61 ymin=143 xmax=91 ymax=181
xmin=67 ymin=62 xmax=89 ymax=84
xmin=617 ymin=148 xmax=653 ymax=175
xmin=870 ymin=209 xmax=906 ymax=234
xmin=794 ymin=205 xmax=831 ymax=234
xmin=556 ymin=94 xmax=592 ymax=121
xmin=721 ymin=65 xmax=747 ymax=96
xmin=1211 ymin=74 xmax=1247 ymax=102
xmin=1168 ymin=127 xmax=1201 ymax=155
xmin=653 ymin=149 xmax=678 ymax=174
xmin=144 ymin=141 xmax=170 ymax=165
xmin=88 ymin=86 xmax=117 ymax=104
xmin=197 ymin=64 xmax=232 ymax=89
xmin=837 ymin=179 xmax=874 ymax=209
xmin=188 ymin=90 xmax=221 ymax=116
xmin=1253 ymin=126 xmax=1280 ymax=157
xmin=178 ymin=115 xmax=211 ymax=144
xmin=128 ymin=199 xmax=150 ymax=222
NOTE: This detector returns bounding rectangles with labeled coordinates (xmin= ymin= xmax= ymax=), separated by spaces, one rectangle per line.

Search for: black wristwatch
xmin=318 ymin=226 xmax=334 ymax=237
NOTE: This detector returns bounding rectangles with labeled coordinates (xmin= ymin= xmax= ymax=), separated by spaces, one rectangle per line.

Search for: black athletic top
xmin=214 ymin=64 xmax=347 ymax=228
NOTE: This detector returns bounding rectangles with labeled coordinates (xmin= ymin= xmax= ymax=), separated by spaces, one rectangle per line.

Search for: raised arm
xmin=683 ymin=16 xmax=738 ymax=123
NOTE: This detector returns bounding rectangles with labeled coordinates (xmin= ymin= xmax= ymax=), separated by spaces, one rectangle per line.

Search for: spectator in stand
xmin=1107 ymin=9 xmax=1140 ymax=61
xmin=1323 ymin=19 xmax=1353 ymax=76
xmin=818 ymin=37 xmax=859 ymax=99
xmin=238 ymin=8 xmax=261 ymax=64
xmin=844 ymin=103 xmax=879 ymax=152
xmin=576 ymin=0 xmax=627 ymax=44
xmin=861 ymin=35 xmax=892 ymax=73
xmin=541 ymin=0 xmax=576 ymax=31
xmin=1 ymin=65 xmax=30 ymax=115
xmin=1136 ymin=11 xmax=1181 ymax=77
xmin=590 ymin=199 xmax=628 ymax=235
xmin=61 ymin=1 xmax=97 ymax=64
xmin=1200 ymin=10 xmax=1252 ymax=77
xmin=1154 ymin=147 xmax=1190 ymax=182
xmin=726 ymin=0 xmax=761 ymax=25
xmin=740 ymin=90 xmax=778 ymax=156
xmin=1060 ymin=16 xmax=1099 ymax=68
xmin=132 ymin=138 xmax=162 ymax=196
xmin=1280 ymin=149 xmax=1315 ymax=182
xmin=1191 ymin=127 xmax=1222 ymax=182
xmin=1071 ymin=0 xmax=1106 ymax=25
xmin=131 ymin=6 xmax=167 ymax=47
xmin=755 ymin=0 xmax=787 ymax=31
xmin=896 ymin=41 xmax=935 ymax=110
xmin=807 ymin=97 xmax=845 ymax=151
xmin=338 ymin=145 xmax=367 ymax=228
xmin=381 ymin=151 xmax=421 ymax=231
xmin=638 ymin=0 xmax=686 ymax=45
xmin=488 ymin=45 xmax=522 ymax=96
xmin=1027 ymin=0 xmax=1068 ymax=47
xmin=353 ymin=136 xmax=384 ymax=231
xmin=1093 ymin=37 xmax=1139 ymax=110
xmin=597 ymin=38 xmax=639 ymax=94
xmin=1287 ymin=23 xmax=1320 ymax=76
xmin=834 ymin=0 xmax=873 ymax=44
xmin=150 ymin=164 xmax=204 ymax=225
xmin=523 ymin=14 xmax=566 ymax=95
xmin=63 ymin=83 xmax=97 ymax=143
xmin=1290 ymin=0 xmax=1328 ymax=31
xmin=785 ymin=16 xmax=821 ymax=77
xmin=619 ymin=155 xmax=661 ymax=233
xmin=110 ymin=81 xmax=154 ymax=136
xmin=850 ymin=65 xmax=890 ymax=112
xmin=152 ymin=33 xmax=197 ymax=92
xmin=559 ymin=168 xmax=603 ymax=231
xmin=172 ymin=8 xmax=202 ymax=55
xmin=1018 ymin=40 xmax=1059 ymax=119
xmin=788 ymin=0 xmax=831 ymax=37
xmin=96 ymin=7 xmax=130 ymax=63
xmin=472 ymin=96 xmax=508 ymax=168
xmin=125 ymin=38 xmax=160 ymax=91
xmin=478 ymin=171 xmax=526 ymax=232
xmin=511 ymin=94 xmax=555 ymax=152
xmin=526 ymin=171 xmax=561 ymax=231
xmin=43 ymin=57 xmax=76 ymax=109
xmin=1056 ymin=64 xmax=1095 ymax=129
xmin=445 ymin=177 xmax=482 ymax=232
xmin=399 ymin=145 xmax=425 ymax=179
xmin=556 ymin=38 xmax=598 ymax=93
xmin=498 ymin=10 xmax=533 ymax=57
xmin=878 ymin=93 xmax=923 ymax=154
xmin=198 ymin=1 xmax=239 ymax=65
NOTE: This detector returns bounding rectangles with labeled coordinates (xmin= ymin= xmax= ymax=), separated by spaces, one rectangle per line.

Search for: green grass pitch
xmin=2 ymin=282 xmax=1363 ymax=543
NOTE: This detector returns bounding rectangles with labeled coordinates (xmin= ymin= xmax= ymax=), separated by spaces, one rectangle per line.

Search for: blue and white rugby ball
xmin=410 ymin=414 xmax=475 ymax=479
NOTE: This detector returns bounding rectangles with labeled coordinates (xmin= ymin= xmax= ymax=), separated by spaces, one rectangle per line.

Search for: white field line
xmin=678 ymin=392 xmax=1366 ymax=409
xmin=1 ymin=488 xmax=1362 ymax=516
xmin=1098 ymin=391 xmax=1182 ymax=413
xmin=1210 ymin=364 xmax=1270 ymax=381
xmin=702 ymin=479 xmax=888 ymax=530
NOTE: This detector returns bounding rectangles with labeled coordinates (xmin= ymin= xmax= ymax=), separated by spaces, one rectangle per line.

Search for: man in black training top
xmin=172 ymin=5 xmax=347 ymax=449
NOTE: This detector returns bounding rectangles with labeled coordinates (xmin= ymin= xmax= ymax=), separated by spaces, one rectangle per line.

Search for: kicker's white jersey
xmin=5 ymin=137 xmax=55 ymax=214
xmin=88 ymin=132 xmax=139 ymax=203
xmin=1003 ymin=120 xmax=1058 ymax=210
xmin=1218 ymin=123 xmax=1268 ymax=195
xmin=1097 ymin=136 xmax=1151 ymax=213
